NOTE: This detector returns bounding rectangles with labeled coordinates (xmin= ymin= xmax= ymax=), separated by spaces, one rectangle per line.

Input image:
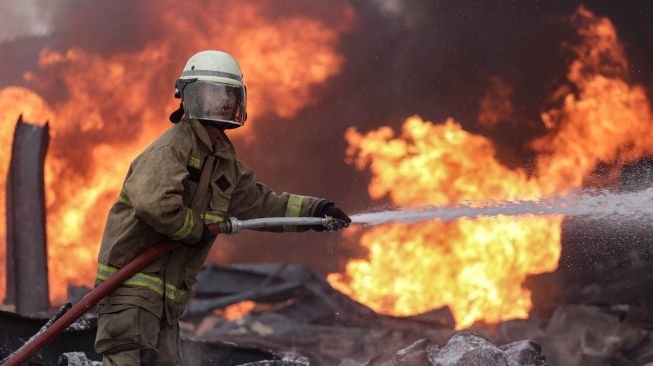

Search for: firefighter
xmin=94 ymin=50 xmax=350 ymax=365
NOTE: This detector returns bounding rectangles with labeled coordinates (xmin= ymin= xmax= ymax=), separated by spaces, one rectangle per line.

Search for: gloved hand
xmin=313 ymin=201 xmax=351 ymax=231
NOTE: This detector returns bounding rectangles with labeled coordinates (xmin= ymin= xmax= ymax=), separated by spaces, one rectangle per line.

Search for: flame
xmin=159 ymin=1 xmax=353 ymax=122
xmin=217 ymin=300 xmax=257 ymax=321
xmin=533 ymin=5 xmax=653 ymax=190
xmin=478 ymin=76 xmax=514 ymax=128
xmin=329 ymin=6 xmax=653 ymax=328
xmin=0 ymin=87 xmax=53 ymax=300
xmin=0 ymin=1 xmax=352 ymax=303
xmin=330 ymin=117 xmax=562 ymax=328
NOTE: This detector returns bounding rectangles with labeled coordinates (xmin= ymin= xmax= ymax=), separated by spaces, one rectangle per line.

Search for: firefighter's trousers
xmin=95 ymin=305 xmax=181 ymax=366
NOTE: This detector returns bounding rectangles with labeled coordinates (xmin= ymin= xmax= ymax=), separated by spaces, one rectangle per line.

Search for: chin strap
xmin=199 ymin=119 xmax=234 ymax=130
xmin=169 ymin=102 xmax=184 ymax=123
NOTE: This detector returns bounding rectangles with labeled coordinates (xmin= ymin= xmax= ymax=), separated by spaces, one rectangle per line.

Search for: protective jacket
xmin=95 ymin=117 xmax=323 ymax=326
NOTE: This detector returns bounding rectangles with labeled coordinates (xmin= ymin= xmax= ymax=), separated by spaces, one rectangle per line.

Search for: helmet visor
xmin=183 ymin=81 xmax=245 ymax=125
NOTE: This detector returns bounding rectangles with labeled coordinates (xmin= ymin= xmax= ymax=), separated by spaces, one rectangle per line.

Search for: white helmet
xmin=175 ymin=50 xmax=247 ymax=128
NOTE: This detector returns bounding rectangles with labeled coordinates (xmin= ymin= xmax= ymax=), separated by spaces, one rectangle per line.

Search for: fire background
xmin=2 ymin=0 xmax=653 ymax=334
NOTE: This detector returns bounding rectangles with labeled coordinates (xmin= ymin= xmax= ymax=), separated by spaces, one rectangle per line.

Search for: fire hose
xmin=1 ymin=216 xmax=341 ymax=366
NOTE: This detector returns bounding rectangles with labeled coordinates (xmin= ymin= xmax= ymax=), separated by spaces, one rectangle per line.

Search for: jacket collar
xmin=184 ymin=117 xmax=235 ymax=159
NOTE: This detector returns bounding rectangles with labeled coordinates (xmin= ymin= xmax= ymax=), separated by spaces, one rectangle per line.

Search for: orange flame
xmin=0 ymin=1 xmax=352 ymax=303
xmin=533 ymin=6 xmax=653 ymax=190
xmin=219 ymin=300 xmax=257 ymax=321
xmin=478 ymin=76 xmax=514 ymax=128
xmin=329 ymin=117 xmax=562 ymax=328
xmin=328 ymin=6 xmax=653 ymax=328
xmin=0 ymin=87 xmax=53 ymax=301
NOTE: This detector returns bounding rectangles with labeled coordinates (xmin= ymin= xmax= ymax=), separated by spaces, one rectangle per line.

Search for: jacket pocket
xmin=209 ymin=180 xmax=233 ymax=214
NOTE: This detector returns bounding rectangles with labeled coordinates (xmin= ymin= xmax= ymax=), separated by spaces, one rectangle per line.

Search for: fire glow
xmin=0 ymin=1 xmax=353 ymax=303
xmin=328 ymin=7 xmax=653 ymax=328
xmin=0 ymin=3 xmax=652 ymax=332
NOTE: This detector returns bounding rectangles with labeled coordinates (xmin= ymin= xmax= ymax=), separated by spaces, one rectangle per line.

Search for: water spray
xmin=350 ymin=187 xmax=653 ymax=227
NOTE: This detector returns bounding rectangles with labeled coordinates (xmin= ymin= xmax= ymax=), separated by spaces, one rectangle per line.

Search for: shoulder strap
xmin=162 ymin=154 xmax=216 ymax=324
xmin=189 ymin=155 xmax=217 ymax=211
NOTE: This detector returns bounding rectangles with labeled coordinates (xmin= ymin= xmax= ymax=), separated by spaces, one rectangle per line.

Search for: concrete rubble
xmin=57 ymin=352 xmax=100 ymax=366
xmin=4 ymin=262 xmax=653 ymax=365
xmin=355 ymin=334 xmax=546 ymax=366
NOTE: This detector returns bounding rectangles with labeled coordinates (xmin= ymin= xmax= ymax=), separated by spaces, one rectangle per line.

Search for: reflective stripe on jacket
xmin=96 ymin=264 xmax=189 ymax=304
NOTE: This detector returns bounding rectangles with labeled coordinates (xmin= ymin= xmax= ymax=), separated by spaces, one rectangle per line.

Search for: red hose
xmin=1 ymin=241 xmax=182 ymax=366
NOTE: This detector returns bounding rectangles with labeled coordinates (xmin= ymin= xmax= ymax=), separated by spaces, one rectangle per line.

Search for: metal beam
xmin=5 ymin=115 xmax=50 ymax=314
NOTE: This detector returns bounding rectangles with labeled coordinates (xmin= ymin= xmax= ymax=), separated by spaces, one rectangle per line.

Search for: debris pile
xmin=356 ymin=334 xmax=546 ymax=366
xmin=179 ymin=264 xmax=455 ymax=365
xmin=5 ymin=261 xmax=653 ymax=365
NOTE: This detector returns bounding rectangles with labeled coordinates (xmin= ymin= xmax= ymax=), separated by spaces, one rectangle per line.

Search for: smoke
xmin=0 ymin=0 xmax=55 ymax=44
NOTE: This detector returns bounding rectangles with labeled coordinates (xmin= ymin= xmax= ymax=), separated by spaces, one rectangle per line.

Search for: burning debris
xmin=327 ymin=5 xmax=653 ymax=329
xmin=171 ymin=263 xmax=653 ymax=365
xmin=8 ymin=260 xmax=653 ymax=365
xmin=2 ymin=1 xmax=653 ymax=365
xmin=0 ymin=0 xmax=354 ymax=304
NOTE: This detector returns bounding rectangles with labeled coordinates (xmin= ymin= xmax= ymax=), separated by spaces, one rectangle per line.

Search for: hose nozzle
xmin=323 ymin=216 xmax=349 ymax=231
xmin=210 ymin=216 xmax=346 ymax=235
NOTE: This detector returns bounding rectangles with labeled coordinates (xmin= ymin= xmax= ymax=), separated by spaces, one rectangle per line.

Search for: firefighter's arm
xmin=122 ymin=145 xmax=204 ymax=243
xmin=227 ymin=160 xmax=324 ymax=231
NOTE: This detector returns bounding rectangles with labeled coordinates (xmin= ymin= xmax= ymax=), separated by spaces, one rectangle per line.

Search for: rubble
xmin=238 ymin=360 xmax=310 ymax=366
xmin=5 ymin=262 xmax=653 ymax=365
xmin=534 ymin=305 xmax=648 ymax=366
xmin=182 ymin=264 xmax=653 ymax=365
xmin=0 ymin=308 xmax=97 ymax=365
xmin=57 ymin=352 xmax=100 ymax=366
xmin=357 ymin=334 xmax=547 ymax=366
xmin=500 ymin=341 xmax=547 ymax=366
xmin=186 ymin=263 xmax=455 ymax=328
xmin=184 ymin=263 xmax=380 ymax=324
xmin=181 ymin=264 xmax=456 ymax=365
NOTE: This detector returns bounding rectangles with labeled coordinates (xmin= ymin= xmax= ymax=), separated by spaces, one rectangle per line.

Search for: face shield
xmin=182 ymin=81 xmax=246 ymax=127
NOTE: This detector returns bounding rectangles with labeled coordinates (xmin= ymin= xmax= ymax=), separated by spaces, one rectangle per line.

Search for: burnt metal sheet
xmin=187 ymin=263 xmax=455 ymax=329
xmin=5 ymin=115 xmax=50 ymax=314
xmin=0 ymin=309 xmax=98 ymax=365
xmin=0 ymin=309 xmax=277 ymax=366
xmin=187 ymin=263 xmax=378 ymax=324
